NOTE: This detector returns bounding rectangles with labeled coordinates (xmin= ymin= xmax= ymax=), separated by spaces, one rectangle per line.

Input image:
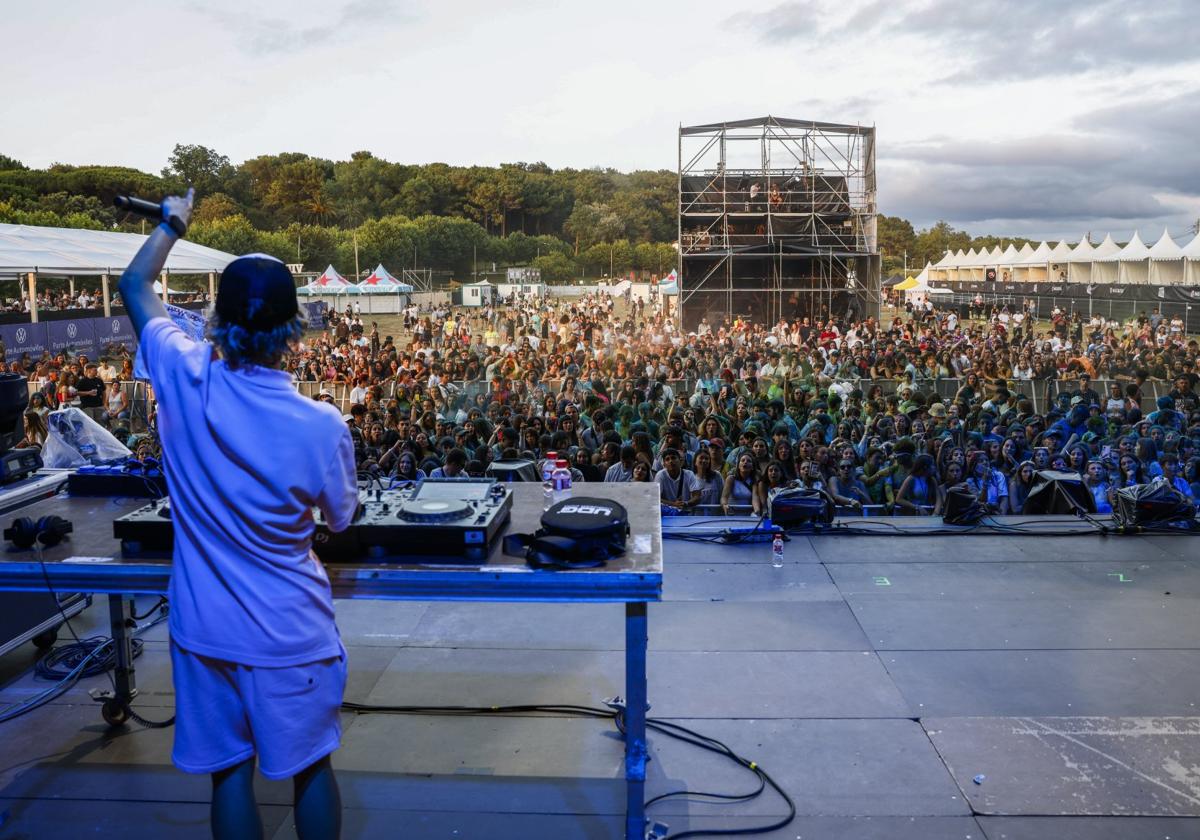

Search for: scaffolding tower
xmin=678 ymin=116 xmax=879 ymax=330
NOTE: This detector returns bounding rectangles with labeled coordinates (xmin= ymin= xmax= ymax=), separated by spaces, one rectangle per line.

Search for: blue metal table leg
xmin=625 ymin=602 xmax=648 ymax=840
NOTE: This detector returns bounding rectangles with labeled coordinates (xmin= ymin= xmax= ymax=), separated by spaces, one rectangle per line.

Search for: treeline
xmin=879 ymin=216 xmax=1035 ymax=276
xmin=0 ymin=147 xmax=1029 ymax=282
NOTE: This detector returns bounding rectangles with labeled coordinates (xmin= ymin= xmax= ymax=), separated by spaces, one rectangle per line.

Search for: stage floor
xmin=0 ymin=522 xmax=1198 ymax=839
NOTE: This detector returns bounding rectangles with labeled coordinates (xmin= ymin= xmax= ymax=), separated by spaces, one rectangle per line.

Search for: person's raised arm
xmin=117 ymin=189 xmax=193 ymax=339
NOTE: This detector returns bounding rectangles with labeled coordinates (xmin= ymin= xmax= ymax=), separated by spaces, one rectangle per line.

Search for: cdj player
xmin=115 ymin=478 xmax=514 ymax=563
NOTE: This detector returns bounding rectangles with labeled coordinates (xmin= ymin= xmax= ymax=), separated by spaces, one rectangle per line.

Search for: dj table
xmin=0 ymin=482 xmax=663 ymax=840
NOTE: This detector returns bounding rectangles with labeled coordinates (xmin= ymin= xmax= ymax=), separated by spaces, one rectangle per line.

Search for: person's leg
xmin=211 ymin=756 xmax=262 ymax=840
xmin=293 ymin=756 xmax=341 ymax=840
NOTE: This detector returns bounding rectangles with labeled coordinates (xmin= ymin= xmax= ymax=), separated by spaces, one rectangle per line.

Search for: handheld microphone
xmin=113 ymin=195 xmax=163 ymax=219
xmin=113 ymin=194 xmax=188 ymax=236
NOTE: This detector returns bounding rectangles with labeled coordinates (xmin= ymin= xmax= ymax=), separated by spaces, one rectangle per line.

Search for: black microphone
xmin=114 ymin=194 xmax=188 ymax=236
xmin=113 ymin=195 xmax=163 ymax=219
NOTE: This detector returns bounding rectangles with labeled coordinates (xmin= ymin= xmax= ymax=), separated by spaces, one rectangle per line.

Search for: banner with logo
xmin=47 ymin=317 xmax=97 ymax=357
xmin=0 ymin=322 xmax=49 ymax=362
xmin=97 ymin=315 xmax=137 ymax=354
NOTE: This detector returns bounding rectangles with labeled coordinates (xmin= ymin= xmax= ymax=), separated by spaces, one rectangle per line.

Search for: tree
xmin=162 ymin=144 xmax=234 ymax=197
xmin=914 ymin=220 xmax=971 ymax=268
xmin=0 ymin=154 xmax=27 ymax=171
xmin=188 ymin=214 xmax=262 ymax=256
xmin=192 ymin=192 xmax=241 ymax=224
xmin=564 ymin=202 xmax=623 ymax=254
xmin=532 ymin=252 xmax=575 ymax=283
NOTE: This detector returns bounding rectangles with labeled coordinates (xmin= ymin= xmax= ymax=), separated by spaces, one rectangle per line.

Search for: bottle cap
xmin=556 ymin=459 xmax=568 ymax=467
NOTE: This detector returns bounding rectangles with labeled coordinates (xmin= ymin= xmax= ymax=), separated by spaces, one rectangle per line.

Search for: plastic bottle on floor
xmin=771 ymin=533 xmax=784 ymax=568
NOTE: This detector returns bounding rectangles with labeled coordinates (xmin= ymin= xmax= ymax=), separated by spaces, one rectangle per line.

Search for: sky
xmin=3 ymin=0 xmax=1199 ymax=242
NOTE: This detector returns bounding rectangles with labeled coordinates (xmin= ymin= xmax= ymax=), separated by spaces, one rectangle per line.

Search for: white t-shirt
xmin=139 ymin=318 xmax=358 ymax=667
xmin=655 ymin=468 xmax=701 ymax=503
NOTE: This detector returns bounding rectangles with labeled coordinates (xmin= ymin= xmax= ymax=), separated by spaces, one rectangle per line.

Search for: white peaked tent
xmin=357 ymin=264 xmax=413 ymax=293
xmin=299 ymin=265 xmax=355 ymax=295
xmin=1089 ymin=234 xmax=1123 ymax=284
xmin=1067 ymin=237 xmax=1096 ymax=284
xmin=1147 ymin=229 xmax=1185 ymax=286
xmin=997 ymin=244 xmax=1021 ymax=281
xmin=1113 ymin=232 xmax=1151 ymax=285
xmin=1014 ymin=241 xmax=1052 ymax=282
xmin=351 ymin=264 xmax=413 ymax=313
xmin=1184 ymin=234 xmax=1200 ymax=285
xmin=1048 ymin=240 xmax=1074 ymax=282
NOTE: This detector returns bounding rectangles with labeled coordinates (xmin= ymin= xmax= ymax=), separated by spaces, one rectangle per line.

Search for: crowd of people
xmin=284 ymin=291 xmax=1200 ymax=516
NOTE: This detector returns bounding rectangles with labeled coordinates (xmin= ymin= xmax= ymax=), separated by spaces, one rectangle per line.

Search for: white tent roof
xmin=0 ymin=222 xmax=237 ymax=278
xmin=988 ymin=245 xmax=1005 ymax=263
xmin=1101 ymin=231 xmax=1150 ymax=262
xmin=1014 ymin=242 xmax=1035 ymax=263
xmin=1048 ymin=240 xmax=1074 ymax=262
xmin=1017 ymin=241 xmax=1052 ymax=264
xmin=1068 ymin=237 xmax=1096 ymax=261
xmin=1182 ymin=234 xmax=1200 ymax=259
xmin=1091 ymin=233 xmax=1122 ymax=260
xmin=357 ymin=264 xmax=413 ymax=293
xmin=306 ymin=265 xmax=353 ymax=288
xmin=934 ymin=250 xmax=953 ymax=268
xmin=999 ymin=244 xmax=1020 ymax=264
xmin=963 ymin=247 xmax=979 ymax=265
xmin=1147 ymin=228 xmax=1183 ymax=260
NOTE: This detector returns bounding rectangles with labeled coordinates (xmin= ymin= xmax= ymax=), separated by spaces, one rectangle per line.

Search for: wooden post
xmin=101 ymin=274 xmax=112 ymax=318
xmin=160 ymin=271 xmax=169 ymax=304
xmin=208 ymin=271 xmax=216 ymax=301
xmin=27 ymin=272 xmax=38 ymax=323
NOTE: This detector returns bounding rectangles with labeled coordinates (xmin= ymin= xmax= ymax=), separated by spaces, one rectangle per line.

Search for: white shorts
xmin=170 ymin=641 xmax=347 ymax=780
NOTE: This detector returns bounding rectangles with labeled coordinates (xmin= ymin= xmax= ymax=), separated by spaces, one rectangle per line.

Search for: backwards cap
xmin=216 ymin=254 xmax=300 ymax=331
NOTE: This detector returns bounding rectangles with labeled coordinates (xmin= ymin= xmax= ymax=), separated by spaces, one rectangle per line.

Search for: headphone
xmin=5 ymin=515 xmax=74 ymax=549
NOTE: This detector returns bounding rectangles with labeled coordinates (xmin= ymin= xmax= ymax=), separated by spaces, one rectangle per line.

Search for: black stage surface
xmin=0 ymin=510 xmax=1198 ymax=838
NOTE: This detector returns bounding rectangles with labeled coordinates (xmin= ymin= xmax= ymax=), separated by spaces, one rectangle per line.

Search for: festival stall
xmin=1147 ymin=229 xmax=1185 ymax=286
xmin=297 ymin=264 xmax=357 ymax=308
xmin=353 ymin=264 xmax=413 ymax=313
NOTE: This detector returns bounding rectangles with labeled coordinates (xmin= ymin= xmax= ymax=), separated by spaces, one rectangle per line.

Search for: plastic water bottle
xmin=771 ymin=534 xmax=784 ymax=568
xmin=551 ymin=459 xmax=572 ymax=504
xmin=542 ymin=477 xmax=554 ymax=510
xmin=542 ymin=451 xmax=558 ymax=483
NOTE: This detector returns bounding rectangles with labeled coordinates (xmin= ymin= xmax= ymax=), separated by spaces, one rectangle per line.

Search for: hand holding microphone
xmin=113 ymin=187 xmax=194 ymax=237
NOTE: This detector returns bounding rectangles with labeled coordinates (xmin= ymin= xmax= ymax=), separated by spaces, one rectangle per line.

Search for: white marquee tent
xmin=0 ymin=222 xmax=239 ymax=319
xmin=1147 ymin=229 xmax=1185 ymax=286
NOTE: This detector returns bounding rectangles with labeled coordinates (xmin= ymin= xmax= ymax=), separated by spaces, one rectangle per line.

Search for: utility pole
xmin=353 ymin=232 xmax=360 ymax=278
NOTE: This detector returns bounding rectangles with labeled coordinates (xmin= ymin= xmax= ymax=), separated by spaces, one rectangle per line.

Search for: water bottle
xmin=542 ymin=477 xmax=554 ymax=510
xmin=771 ymin=534 xmax=784 ymax=568
xmin=542 ymin=451 xmax=558 ymax=483
xmin=551 ymin=459 xmax=572 ymax=504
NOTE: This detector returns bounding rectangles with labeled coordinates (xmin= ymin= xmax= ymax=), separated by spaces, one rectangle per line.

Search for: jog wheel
xmin=397 ymin=499 xmax=472 ymax=523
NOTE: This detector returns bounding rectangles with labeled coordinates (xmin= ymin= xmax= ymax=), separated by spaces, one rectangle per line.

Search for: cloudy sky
xmin=4 ymin=0 xmax=1198 ymax=241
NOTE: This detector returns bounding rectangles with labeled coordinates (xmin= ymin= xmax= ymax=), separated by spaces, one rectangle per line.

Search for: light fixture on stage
xmin=768 ymin=485 xmax=834 ymax=529
xmin=1021 ymin=470 xmax=1095 ymax=515
xmin=1113 ymin=478 xmax=1197 ymax=530
xmin=0 ymin=374 xmax=41 ymax=483
xmin=942 ymin=483 xmax=984 ymax=525
xmin=485 ymin=459 xmax=539 ymax=483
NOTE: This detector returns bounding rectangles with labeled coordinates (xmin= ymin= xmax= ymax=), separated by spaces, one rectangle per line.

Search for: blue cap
xmin=216 ymin=254 xmax=299 ymax=330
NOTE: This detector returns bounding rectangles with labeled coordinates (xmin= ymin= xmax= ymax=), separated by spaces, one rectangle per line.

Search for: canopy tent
xmin=1147 ymin=229 xmax=1185 ymax=285
xmin=1184 ymin=234 xmax=1200 ymax=285
xmin=1110 ymin=232 xmax=1151 ymax=285
xmin=658 ymin=269 xmax=679 ymax=295
xmin=356 ymin=264 xmax=413 ymax=293
xmin=1067 ymin=237 xmax=1097 ymax=283
xmin=0 ymin=222 xmax=236 ymax=278
xmin=1089 ymin=234 xmax=1123 ymax=284
xmin=1014 ymin=241 xmax=1052 ymax=282
xmin=298 ymin=265 xmax=357 ymax=295
xmin=1047 ymin=240 xmax=1074 ymax=282
xmin=894 ymin=276 xmax=920 ymax=291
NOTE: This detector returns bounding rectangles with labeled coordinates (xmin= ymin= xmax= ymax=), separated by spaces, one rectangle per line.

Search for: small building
xmin=453 ymin=280 xmax=494 ymax=307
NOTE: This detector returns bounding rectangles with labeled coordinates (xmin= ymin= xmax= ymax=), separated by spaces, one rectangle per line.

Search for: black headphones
xmin=5 ymin=515 xmax=74 ymax=549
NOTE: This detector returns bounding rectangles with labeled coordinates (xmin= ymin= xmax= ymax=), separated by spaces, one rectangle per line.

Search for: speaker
xmin=942 ymin=483 xmax=984 ymax=524
xmin=1113 ymin=478 xmax=1197 ymax=529
xmin=768 ymin=485 xmax=835 ymax=528
xmin=485 ymin=459 xmax=539 ymax=482
xmin=985 ymin=268 xmax=997 ymax=282
xmin=1022 ymin=470 xmax=1095 ymax=515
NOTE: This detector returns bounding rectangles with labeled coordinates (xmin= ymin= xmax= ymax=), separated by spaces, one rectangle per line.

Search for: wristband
xmin=160 ymin=216 xmax=187 ymax=238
